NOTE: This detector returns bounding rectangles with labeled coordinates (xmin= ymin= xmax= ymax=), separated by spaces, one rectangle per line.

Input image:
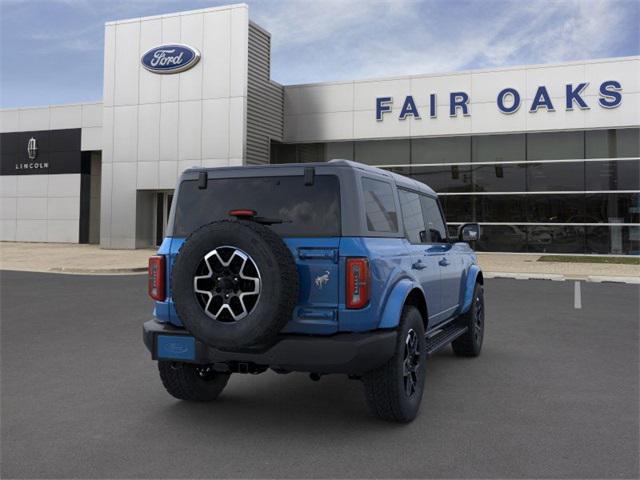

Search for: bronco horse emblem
xmin=314 ymin=270 xmax=330 ymax=289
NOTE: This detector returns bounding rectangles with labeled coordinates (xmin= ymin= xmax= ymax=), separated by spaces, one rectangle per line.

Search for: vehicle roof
xmin=184 ymin=159 xmax=437 ymax=196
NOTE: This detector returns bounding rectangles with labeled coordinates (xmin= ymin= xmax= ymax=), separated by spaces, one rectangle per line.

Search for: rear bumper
xmin=143 ymin=319 xmax=397 ymax=374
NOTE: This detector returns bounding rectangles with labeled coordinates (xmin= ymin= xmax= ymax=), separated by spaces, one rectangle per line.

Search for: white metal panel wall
xmin=100 ymin=4 xmax=250 ymax=248
xmin=283 ymin=57 xmax=640 ymax=143
xmin=0 ymin=174 xmax=81 ymax=243
xmin=0 ymin=102 xmax=103 ymax=150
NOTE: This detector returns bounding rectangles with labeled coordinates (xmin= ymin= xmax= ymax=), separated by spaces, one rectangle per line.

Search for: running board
xmin=425 ymin=324 xmax=468 ymax=356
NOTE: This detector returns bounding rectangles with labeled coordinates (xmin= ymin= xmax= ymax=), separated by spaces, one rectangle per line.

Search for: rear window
xmin=171 ymin=175 xmax=341 ymax=237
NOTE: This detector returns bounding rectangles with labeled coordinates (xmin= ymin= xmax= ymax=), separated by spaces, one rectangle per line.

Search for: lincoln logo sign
xmin=376 ymin=80 xmax=622 ymax=120
xmin=27 ymin=137 xmax=38 ymax=160
xmin=141 ymin=44 xmax=201 ymax=74
xmin=16 ymin=137 xmax=48 ymax=171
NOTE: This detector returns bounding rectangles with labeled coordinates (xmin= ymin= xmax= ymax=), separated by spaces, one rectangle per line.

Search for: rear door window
xmin=420 ymin=195 xmax=448 ymax=243
xmin=362 ymin=177 xmax=398 ymax=233
xmin=398 ymin=189 xmax=425 ymax=243
xmin=172 ymin=175 xmax=341 ymax=237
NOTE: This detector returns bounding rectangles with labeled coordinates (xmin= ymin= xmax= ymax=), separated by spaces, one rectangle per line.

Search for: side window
xmin=361 ymin=177 xmax=398 ymax=233
xmin=420 ymin=195 xmax=448 ymax=243
xmin=399 ymin=189 xmax=425 ymax=243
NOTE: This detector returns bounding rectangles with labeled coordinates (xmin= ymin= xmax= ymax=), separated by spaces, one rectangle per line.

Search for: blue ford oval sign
xmin=141 ymin=44 xmax=201 ymax=74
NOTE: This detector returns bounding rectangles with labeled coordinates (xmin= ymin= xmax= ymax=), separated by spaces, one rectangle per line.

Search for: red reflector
xmin=229 ymin=209 xmax=256 ymax=217
xmin=148 ymin=255 xmax=165 ymax=301
xmin=346 ymin=258 xmax=369 ymax=309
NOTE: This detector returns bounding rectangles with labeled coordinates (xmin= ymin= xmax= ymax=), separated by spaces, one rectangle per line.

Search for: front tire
xmin=362 ymin=306 xmax=426 ymax=423
xmin=452 ymin=282 xmax=484 ymax=357
xmin=158 ymin=361 xmax=230 ymax=401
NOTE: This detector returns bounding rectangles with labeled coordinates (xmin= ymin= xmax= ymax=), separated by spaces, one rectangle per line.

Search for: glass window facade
xmin=326 ymin=142 xmax=354 ymax=161
xmin=585 ymin=192 xmax=640 ymax=224
xmin=441 ymin=196 xmax=474 ymax=223
xmin=473 ymin=134 xmax=525 ymax=162
xmin=527 ymin=162 xmax=585 ymax=191
xmin=585 ymin=128 xmax=640 ymax=159
xmin=355 ymin=140 xmax=409 ymax=166
xmin=527 ymin=131 xmax=584 ymax=160
xmin=585 ymin=160 xmax=640 ymax=190
xmin=412 ymin=165 xmax=473 ymax=193
xmin=412 ymin=137 xmax=471 ymax=164
xmin=526 ymin=194 xmax=585 ymax=222
xmin=586 ymin=226 xmax=640 ymax=255
xmin=472 ymin=164 xmax=526 ymax=192
xmin=477 ymin=195 xmax=529 ymax=222
xmin=475 ymin=225 xmax=528 ymax=253
xmin=270 ymin=128 xmax=640 ymax=254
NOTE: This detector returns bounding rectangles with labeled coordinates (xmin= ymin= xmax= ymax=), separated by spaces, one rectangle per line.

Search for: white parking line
xmin=574 ymin=281 xmax=582 ymax=309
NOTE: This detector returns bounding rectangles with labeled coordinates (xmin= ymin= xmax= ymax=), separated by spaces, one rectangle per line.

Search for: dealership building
xmin=1 ymin=3 xmax=638 ymax=254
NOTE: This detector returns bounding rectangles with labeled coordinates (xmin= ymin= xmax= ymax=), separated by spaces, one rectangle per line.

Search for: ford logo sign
xmin=141 ymin=44 xmax=200 ymax=74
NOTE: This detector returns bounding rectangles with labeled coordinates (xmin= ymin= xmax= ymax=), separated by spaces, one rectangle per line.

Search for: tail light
xmin=346 ymin=258 xmax=369 ymax=309
xmin=148 ymin=255 xmax=166 ymax=301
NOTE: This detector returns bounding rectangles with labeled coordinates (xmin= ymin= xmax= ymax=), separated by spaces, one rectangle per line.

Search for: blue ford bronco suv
xmin=144 ymin=160 xmax=484 ymax=422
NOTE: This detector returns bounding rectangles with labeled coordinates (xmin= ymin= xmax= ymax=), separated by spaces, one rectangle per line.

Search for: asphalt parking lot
xmin=1 ymin=271 xmax=638 ymax=479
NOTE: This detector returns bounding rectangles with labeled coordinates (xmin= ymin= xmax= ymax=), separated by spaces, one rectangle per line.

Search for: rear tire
xmin=158 ymin=361 xmax=230 ymax=401
xmin=452 ymin=282 xmax=484 ymax=357
xmin=362 ymin=306 xmax=426 ymax=423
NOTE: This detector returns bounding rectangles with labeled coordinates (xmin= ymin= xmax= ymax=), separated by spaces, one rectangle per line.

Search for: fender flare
xmin=378 ymin=278 xmax=426 ymax=329
xmin=460 ymin=265 xmax=483 ymax=314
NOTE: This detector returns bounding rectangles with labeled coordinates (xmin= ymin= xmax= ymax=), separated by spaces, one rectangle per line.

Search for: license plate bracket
xmin=156 ymin=335 xmax=196 ymax=361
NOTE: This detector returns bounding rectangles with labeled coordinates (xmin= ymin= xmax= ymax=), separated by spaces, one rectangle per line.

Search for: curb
xmin=484 ymin=271 xmax=640 ymax=284
xmin=587 ymin=275 xmax=640 ymax=284
xmin=484 ymin=272 xmax=565 ymax=281
xmin=48 ymin=266 xmax=147 ymax=274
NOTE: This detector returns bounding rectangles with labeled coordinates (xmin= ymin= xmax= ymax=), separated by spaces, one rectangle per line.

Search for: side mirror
xmin=458 ymin=223 xmax=480 ymax=242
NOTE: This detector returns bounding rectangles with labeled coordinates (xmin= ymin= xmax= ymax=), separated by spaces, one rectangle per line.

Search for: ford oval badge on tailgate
xmin=141 ymin=44 xmax=200 ymax=74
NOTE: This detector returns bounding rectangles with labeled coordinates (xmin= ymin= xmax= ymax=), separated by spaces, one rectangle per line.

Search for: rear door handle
xmin=439 ymin=257 xmax=450 ymax=267
xmin=412 ymin=260 xmax=426 ymax=270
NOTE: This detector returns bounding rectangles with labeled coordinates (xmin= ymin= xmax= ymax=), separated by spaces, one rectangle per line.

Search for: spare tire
xmin=172 ymin=220 xmax=299 ymax=349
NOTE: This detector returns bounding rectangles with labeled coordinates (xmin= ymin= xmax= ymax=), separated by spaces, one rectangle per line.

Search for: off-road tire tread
xmin=452 ymin=282 xmax=483 ymax=357
xmin=158 ymin=361 xmax=230 ymax=401
xmin=363 ymin=306 xmax=425 ymax=423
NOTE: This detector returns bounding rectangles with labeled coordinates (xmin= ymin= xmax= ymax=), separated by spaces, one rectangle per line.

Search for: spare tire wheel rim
xmin=193 ymin=246 xmax=261 ymax=322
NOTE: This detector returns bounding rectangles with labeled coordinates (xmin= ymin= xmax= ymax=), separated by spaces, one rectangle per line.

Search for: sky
xmin=0 ymin=0 xmax=638 ymax=108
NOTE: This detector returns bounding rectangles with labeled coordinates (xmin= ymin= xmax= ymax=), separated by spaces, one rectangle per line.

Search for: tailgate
xmin=281 ymin=237 xmax=340 ymax=334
